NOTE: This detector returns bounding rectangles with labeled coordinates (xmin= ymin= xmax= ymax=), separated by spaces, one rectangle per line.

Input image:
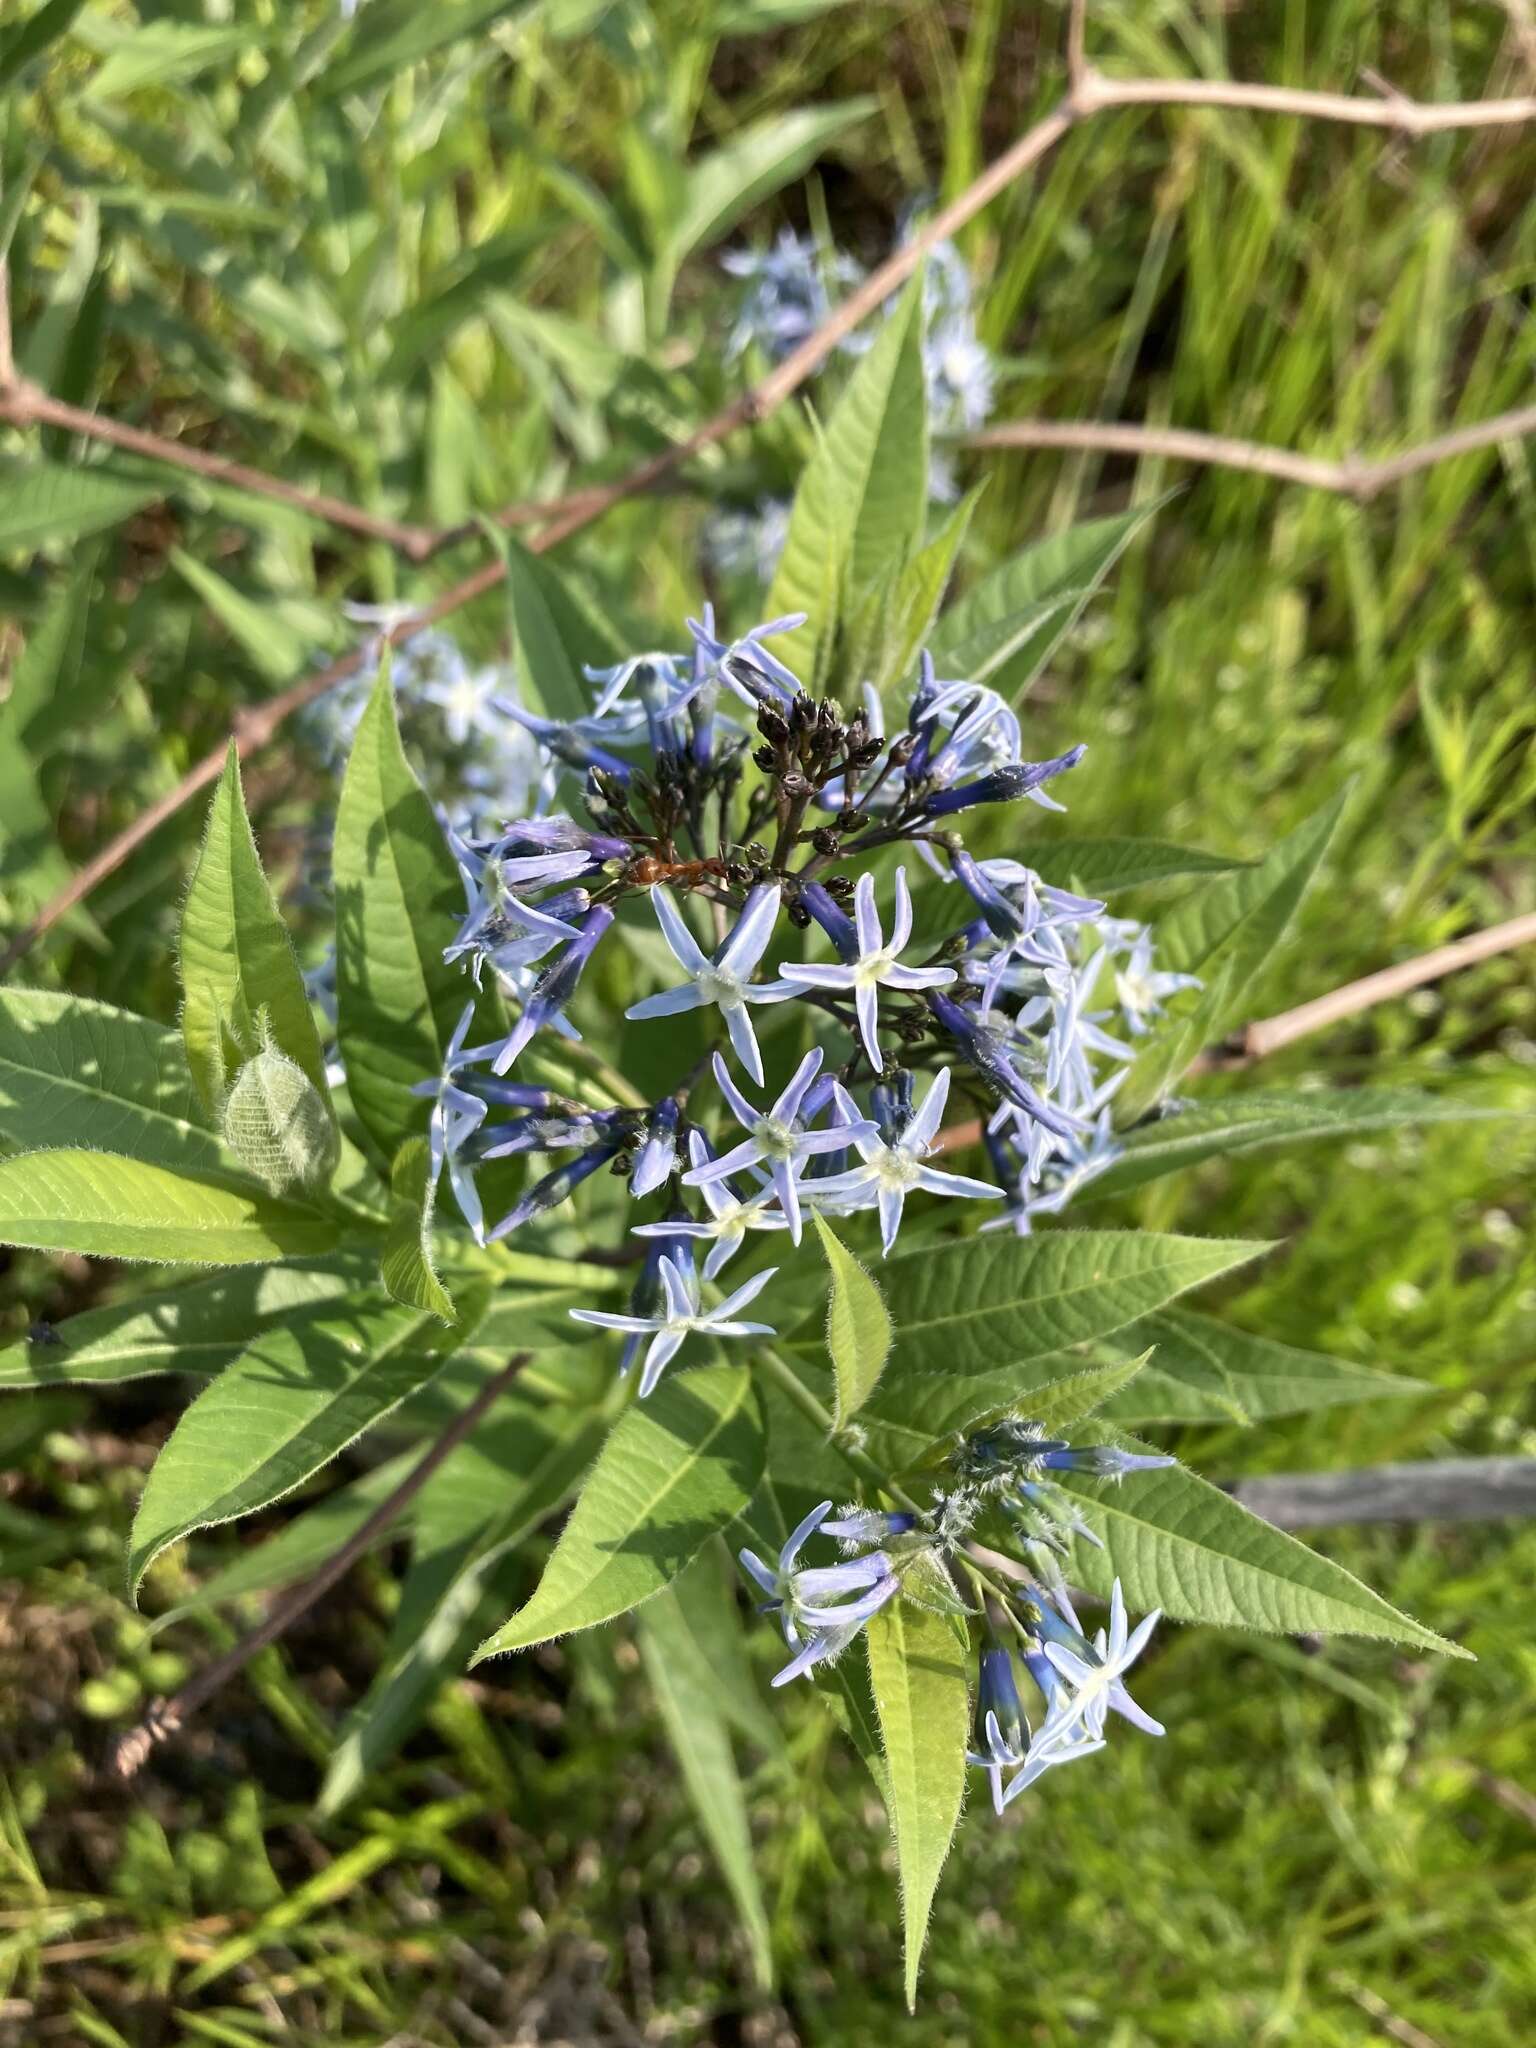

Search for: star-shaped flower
xmin=625 ymin=883 xmax=797 ymax=1085
xmin=634 ymin=1129 xmax=791 ymax=1278
xmin=738 ymin=1499 xmax=900 ymax=1688
xmin=777 ymin=867 xmax=955 ymax=1070
xmin=681 ymin=1048 xmax=874 ymax=1244
xmin=568 ymin=1253 xmax=778 ymax=1398
xmin=809 ymin=1067 xmax=1000 ymax=1255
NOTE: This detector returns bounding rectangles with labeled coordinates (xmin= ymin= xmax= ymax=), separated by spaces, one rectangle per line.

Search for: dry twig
xmin=6 ymin=46 xmax=1536 ymax=972
xmin=107 ymin=1350 xmax=531 ymax=1781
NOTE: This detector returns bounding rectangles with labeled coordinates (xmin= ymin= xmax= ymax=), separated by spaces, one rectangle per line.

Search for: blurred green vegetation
xmin=1 ymin=1 xmax=1534 ymax=2041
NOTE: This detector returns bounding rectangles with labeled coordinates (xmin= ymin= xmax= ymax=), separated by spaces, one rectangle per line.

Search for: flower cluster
xmin=412 ymin=603 xmax=1197 ymax=1318
xmin=733 ymin=1413 xmax=1170 ymax=1818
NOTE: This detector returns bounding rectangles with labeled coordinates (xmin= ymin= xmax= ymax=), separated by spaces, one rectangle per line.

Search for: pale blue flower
xmin=625 ymin=883 xmax=797 ymax=1086
xmin=1113 ymin=927 xmax=1203 ymax=1035
xmin=739 ymin=1498 xmax=899 ymax=1687
xmin=634 ymin=1128 xmax=791 ymax=1279
xmin=682 ymin=1048 xmax=874 ymax=1243
xmin=810 ymin=1068 xmax=1001 ymax=1254
xmin=569 ymin=1254 xmax=778 ymax=1398
xmin=777 ymin=868 xmax=956 ymax=1069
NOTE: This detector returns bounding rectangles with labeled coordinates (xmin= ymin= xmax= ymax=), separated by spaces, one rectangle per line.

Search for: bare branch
xmin=107 ymin=1351 xmax=532 ymax=1782
xmin=8 ymin=44 xmax=1536 ymax=971
xmin=966 ymin=407 xmax=1536 ymax=498
xmin=0 ymin=379 xmax=441 ymax=560
xmin=1208 ymin=909 xmax=1536 ymax=1067
xmin=1228 ymin=1457 xmax=1536 ymax=1530
xmin=1067 ymin=0 xmax=1089 ymax=89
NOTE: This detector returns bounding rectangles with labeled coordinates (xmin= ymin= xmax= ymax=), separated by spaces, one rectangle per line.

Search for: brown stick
xmin=966 ymin=406 xmax=1536 ymax=498
xmin=107 ymin=1351 xmax=531 ymax=1781
xmin=0 ymin=379 xmax=442 ymax=561
xmin=8 ymin=55 xmax=1536 ymax=972
xmin=934 ymin=910 xmax=1536 ymax=1151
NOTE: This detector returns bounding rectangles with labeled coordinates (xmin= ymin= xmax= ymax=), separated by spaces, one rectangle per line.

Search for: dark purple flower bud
xmin=495 ymin=699 xmax=634 ymax=783
xmin=951 ymin=847 xmax=1028 ymax=941
xmin=926 ymin=991 xmax=1079 ymax=1139
xmin=870 ymin=1068 xmax=915 ymax=1144
xmin=1039 ymin=1446 xmax=1177 ymax=1477
xmin=797 ymin=880 xmax=859 ymax=961
xmin=495 ymin=903 xmax=616 ymax=1074
xmin=487 ymin=1136 xmax=624 ymax=1240
xmin=920 ymin=745 xmax=1087 ymax=818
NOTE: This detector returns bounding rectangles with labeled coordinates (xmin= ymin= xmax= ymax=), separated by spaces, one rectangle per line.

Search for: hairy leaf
xmin=865 ymin=1585 xmax=970 ymax=2008
xmin=0 ymin=1150 xmax=338 ymax=1265
xmin=814 ymin=1211 xmax=892 ymax=1425
xmin=129 ymin=1298 xmax=457 ymax=1594
xmin=0 ymin=990 xmax=224 ymax=1172
xmin=1094 ymin=1309 xmax=1425 ymax=1425
xmin=1026 ymin=838 xmax=1249 ymax=896
xmin=381 ymin=1135 xmax=456 ymax=1321
xmin=1057 ymin=1462 xmax=1466 ymax=1656
xmin=181 ymin=745 xmax=333 ymax=1113
xmin=474 ymin=1365 xmax=765 ymax=1658
xmin=503 ymin=536 xmax=621 ymax=723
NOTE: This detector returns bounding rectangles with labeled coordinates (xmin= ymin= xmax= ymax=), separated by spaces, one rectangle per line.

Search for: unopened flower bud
xmin=223 ymin=1046 xmax=338 ymax=1195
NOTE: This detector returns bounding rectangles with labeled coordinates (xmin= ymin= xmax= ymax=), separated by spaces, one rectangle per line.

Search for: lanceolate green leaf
xmin=0 ymin=990 xmax=224 ymax=1173
xmin=1093 ymin=1088 xmax=1499 ymax=1198
xmin=670 ymin=100 xmax=875 ymax=266
xmin=381 ymin=1135 xmax=456 ymax=1321
xmin=865 ymin=1588 xmax=970 ymax=2009
xmin=1026 ymin=838 xmax=1249 ymax=896
xmin=129 ymin=1298 xmax=458 ymax=1595
xmin=814 ymin=1211 xmax=892 ymax=1425
xmin=768 ymin=280 xmax=928 ymax=683
xmin=639 ymin=1604 xmax=774 ymax=1988
xmin=1093 ymin=1309 xmax=1424 ymax=1426
xmin=474 ymin=1365 xmax=765 ymax=1659
xmin=0 ymin=461 xmax=153 ymax=551
xmin=317 ymin=1395 xmax=607 ymax=1816
xmin=866 ymin=1231 xmax=1269 ymax=1435
xmin=0 ymin=1256 xmax=375 ymax=1389
xmin=928 ymin=497 xmax=1169 ymax=695
xmin=0 ymin=1151 xmax=338 ymax=1265
xmin=334 ymin=669 xmax=475 ymax=1162
xmin=181 ymin=745 xmax=333 ymax=1113
xmin=1056 ymin=1461 xmax=1466 ymax=1657
xmin=503 ymin=537 xmax=621 ymax=723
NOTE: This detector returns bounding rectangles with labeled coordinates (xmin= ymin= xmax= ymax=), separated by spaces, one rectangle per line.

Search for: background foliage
xmin=1 ymin=1 xmax=1534 ymax=2042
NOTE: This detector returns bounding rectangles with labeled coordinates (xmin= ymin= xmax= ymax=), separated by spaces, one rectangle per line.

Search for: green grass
xmin=2 ymin=0 xmax=1536 ymax=2041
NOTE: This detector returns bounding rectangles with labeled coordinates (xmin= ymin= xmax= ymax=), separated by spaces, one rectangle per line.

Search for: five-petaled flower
xmin=778 ymin=867 xmax=956 ymax=1071
xmin=568 ymin=1253 xmax=779 ymax=1398
xmin=811 ymin=1067 xmax=1000 ymax=1254
xmin=738 ymin=1499 xmax=900 ymax=1687
xmin=682 ymin=1048 xmax=874 ymax=1243
xmin=626 ymin=883 xmax=797 ymax=1085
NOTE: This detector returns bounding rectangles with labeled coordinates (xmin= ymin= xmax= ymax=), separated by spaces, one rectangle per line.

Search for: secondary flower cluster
xmin=736 ymin=1410 xmax=1173 ymax=1816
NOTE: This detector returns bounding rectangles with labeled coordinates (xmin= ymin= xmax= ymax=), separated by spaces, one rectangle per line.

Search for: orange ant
xmin=625 ymin=854 xmax=731 ymax=889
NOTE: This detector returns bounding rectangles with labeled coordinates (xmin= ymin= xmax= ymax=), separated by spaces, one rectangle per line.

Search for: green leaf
xmin=1121 ymin=792 xmax=1349 ymax=1115
xmin=670 ymin=101 xmax=875 ymax=267
xmin=1094 ymin=1309 xmax=1425 ymax=1426
xmin=181 ymin=746 xmax=334 ymax=1114
xmin=1094 ymin=1088 xmax=1499 ymax=1198
xmin=1026 ymin=837 xmax=1249 ymax=896
xmin=639 ymin=1596 xmax=774 ymax=1987
xmin=334 ymin=668 xmax=476 ymax=1162
xmin=128 ymin=1298 xmax=455 ymax=1595
xmin=1056 ymin=1461 xmax=1467 ymax=1657
xmin=474 ymin=1365 xmax=765 ymax=1659
xmin=381 ymin=1136 xmax=456 ymax=1322
xmin=847 ymin=487 xmax=981 ymax=704
xmin=153 ymin=1451 xmax=422 ymax=1624
xmin=0 ymin=0 xmax=85 ymax=92
xmin=169 ymin=549 xmax=309 ymax=685
xmin=767 ymin=281 xmax=928 ymax=684
xmin=928 ymin=498 xmax=1168 ymax=694
xmin=0 ymin=990 xmax=224 ymax=1172
xmin=502 ymin=536 xmax=621 ymax=723
xmin=0 ymin=461 xmax=154 ymax=551
xmin=0 ymin=1150 xmax=338 ymax=1265
xmin=320 ymin=0 xmax=533 ymax=97
xmin=1 ymin=546 xmax=100 ymax=753
xmin=84 ymin=22 xmax=263 ymax=99
xmin=317 ymin=1393 xmax=606 ymax=1816
xmin=640 ymin=1543 xmax=782 ymax=1757
xmin=861 ymin=1231 xmax=1269 ymax=1451
xmin=813 ymin=1211 xmax=892 ymax=1426
xmin=865 ymin=1582 xmax=970 ymax=2008
xmin=0 ymin=1256 xmax=373 ymax=1389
